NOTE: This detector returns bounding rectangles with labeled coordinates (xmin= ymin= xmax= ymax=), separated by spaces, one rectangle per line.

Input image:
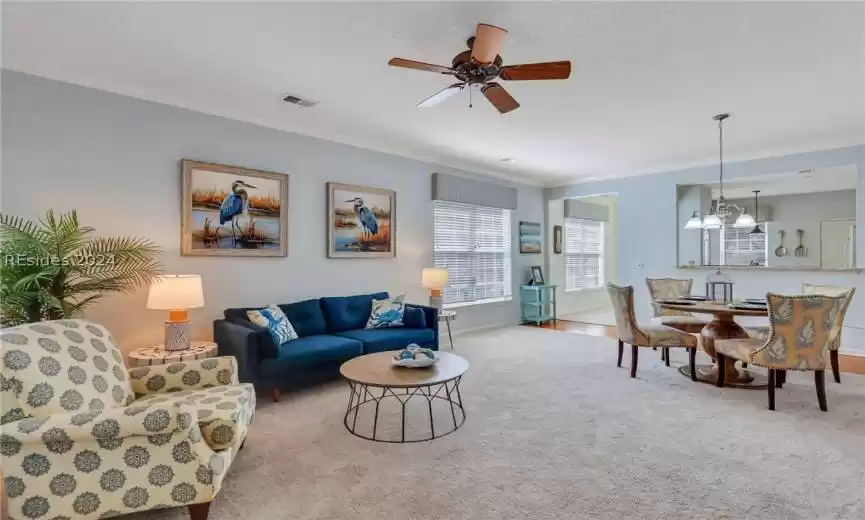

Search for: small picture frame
xmin=530 ymin=265 xmax=545 ymax=285
xmin=553 ymin=225 xmax=563 ymax=254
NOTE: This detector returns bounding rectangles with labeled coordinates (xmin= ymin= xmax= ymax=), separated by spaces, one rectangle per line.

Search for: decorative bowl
xmin=392 ymin=344 xmax=439 ymax=368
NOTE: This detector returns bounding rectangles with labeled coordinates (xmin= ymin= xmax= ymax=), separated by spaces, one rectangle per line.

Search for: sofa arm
xmin=0 ymin=401 xmax=195 ymax=444
xmin=214 ymin=319 xmax=261 ymax=384
xmin=129 ymin=356 xmax=239 ymax=395
xmin=406 ymin=303 xmax=439 ymax=350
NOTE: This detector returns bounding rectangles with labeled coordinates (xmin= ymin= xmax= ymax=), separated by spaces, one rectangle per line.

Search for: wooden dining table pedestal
xmin=657 ymin=301 xmax=769 ymax=389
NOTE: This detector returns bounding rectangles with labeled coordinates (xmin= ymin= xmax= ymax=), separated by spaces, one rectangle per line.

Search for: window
xmin=433 ymin=200 xmax=512 ymax=307
xmin=720 ymin=224 xmax=768 ymax=266
xmin=564 ymin=217 xmax=604 ymax=291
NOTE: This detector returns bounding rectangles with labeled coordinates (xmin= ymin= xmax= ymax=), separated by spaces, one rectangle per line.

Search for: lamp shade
xmin=733 ymin=213 xmax=755 ymax=228
xmin=684 ymin=211 xmax=703 ymax=230
xmin=701 ymin=214 xmax=722 ymax=229
xmin=421 ymin=268 xmax=449 ymax=289
xmin=147 ymin=275 xmax=204 ymax=310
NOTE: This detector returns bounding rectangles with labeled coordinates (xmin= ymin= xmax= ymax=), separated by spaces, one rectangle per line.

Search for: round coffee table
xmin=339 ymin=351 xmax=469 ymax=443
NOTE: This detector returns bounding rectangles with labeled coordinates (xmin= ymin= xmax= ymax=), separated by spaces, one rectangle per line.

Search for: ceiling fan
xmin=388 ymin=23 xmax=571 ymax=114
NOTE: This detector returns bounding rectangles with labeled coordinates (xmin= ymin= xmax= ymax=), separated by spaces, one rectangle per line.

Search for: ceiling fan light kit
xmin=387 ymin=22 xmax=572 ymax=114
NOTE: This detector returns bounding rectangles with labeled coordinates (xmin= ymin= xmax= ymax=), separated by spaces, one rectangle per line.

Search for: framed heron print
xmin=181 ymin=159 xmax=289 ymax=257
xmin=327 ymin=182 xmax=396 ymax=258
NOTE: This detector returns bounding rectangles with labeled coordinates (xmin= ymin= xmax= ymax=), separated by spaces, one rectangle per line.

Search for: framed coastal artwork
xmin=181 ymin=160 xmax=289 ymax=257
xmin=519 ymin=221 xmax=542 ymax=254
xmin=327 ymin=182 xmax=396 ymax=258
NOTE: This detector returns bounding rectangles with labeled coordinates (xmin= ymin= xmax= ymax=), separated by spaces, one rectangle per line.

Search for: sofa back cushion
xmin=321 ymin=292 xmax=388 ymax=333
xmin=1 ymin=320 xmax=135 ymax=421
xmin=278 ymin=299 xmax=327 ymax=337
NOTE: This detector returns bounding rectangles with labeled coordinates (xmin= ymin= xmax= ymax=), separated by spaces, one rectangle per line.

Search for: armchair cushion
xmin=1 ymin=320 xmax=134 ymax=421
xmin=1 ymin=400 xmax=194 ymax=444
xmin=129 ymin=357 xmax=239 ymax=396
xmin=134 ymin=383 xmax=255 ymax=451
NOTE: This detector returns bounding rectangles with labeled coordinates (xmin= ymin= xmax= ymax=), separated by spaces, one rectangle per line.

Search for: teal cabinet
xmin=520 ymin=285 xmax=557 ymax=325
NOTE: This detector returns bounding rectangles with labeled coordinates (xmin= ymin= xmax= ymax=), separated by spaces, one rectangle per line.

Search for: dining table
xmin=657 ymin=300 xmax=769 ymax=388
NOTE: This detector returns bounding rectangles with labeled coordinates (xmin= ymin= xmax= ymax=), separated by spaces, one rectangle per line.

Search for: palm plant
xmin=0 ymin=210 xmax=162 ymax=326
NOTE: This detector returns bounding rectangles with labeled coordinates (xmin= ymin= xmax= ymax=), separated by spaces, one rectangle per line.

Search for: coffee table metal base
xmin=344 ymin=376 xmax=465 ymax=443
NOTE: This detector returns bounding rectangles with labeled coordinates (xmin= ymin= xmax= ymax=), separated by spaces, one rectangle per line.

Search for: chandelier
xmin=684 ymin=113 xmax=755 ymax=230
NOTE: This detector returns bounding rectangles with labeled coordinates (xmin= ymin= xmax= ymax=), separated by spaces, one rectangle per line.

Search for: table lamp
xmin=422 ymin=268 xmax=449 ymax=310
xmin=147 ymin=274 xmax=204 ymax=351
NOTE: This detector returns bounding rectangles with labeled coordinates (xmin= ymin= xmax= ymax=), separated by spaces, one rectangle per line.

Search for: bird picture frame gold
xmin=327 ymin=182 xmax=396 ymax=258
xmin=181 ymin=159 xmax=289 ymax=257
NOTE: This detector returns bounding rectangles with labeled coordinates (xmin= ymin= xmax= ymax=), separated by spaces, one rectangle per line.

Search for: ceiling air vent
xmin=281 ymin=94 xmax=318 ymax=108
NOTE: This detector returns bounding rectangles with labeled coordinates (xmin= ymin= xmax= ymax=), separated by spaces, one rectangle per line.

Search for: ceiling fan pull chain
xmin=469 ymin=83 xmax=473 ymax=108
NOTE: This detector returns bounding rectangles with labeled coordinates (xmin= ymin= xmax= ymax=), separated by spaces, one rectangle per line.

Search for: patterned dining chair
xmin=745 ymin=284 xmax=855 ymax=383
xmin=645 ymin=278 xmax=708 ymax=332
xmin=715 ymin=293 xmax=846 ymax=411
xmin=607 ymin=283 xmax=699 ymax=379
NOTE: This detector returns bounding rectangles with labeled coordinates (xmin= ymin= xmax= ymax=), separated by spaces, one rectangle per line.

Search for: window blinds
xmin=565 ymin=217 xmax=604 ymax=291
xmin=433 ymin=200 xmax=512 ymax=307
xmin=721 ymin=224 xmax=768 ymax=266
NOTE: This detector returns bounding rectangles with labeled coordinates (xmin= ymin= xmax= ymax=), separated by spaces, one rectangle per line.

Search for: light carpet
xmin=131 ymin=326 xmax=865 ymax=520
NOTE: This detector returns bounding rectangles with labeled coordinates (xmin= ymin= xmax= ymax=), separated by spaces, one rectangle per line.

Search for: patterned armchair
xmin=645 ymin=278 xmax=708 ymax=334
xmin=715 ymin=293 xmax=846 ymax=411
xmin=607 ymin=283 xmax=699 ymax=379
xmin=1 ymin=320 xmax=255 ymax=520
xmin=745 ymin=284 xmax=854 ymax=383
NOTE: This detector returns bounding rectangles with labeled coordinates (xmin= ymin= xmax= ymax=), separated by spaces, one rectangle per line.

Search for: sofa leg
xmin=189 ymin=502 xmax=212 ymax=520
xmin=271 ymin=387 xmax=281 ymax=403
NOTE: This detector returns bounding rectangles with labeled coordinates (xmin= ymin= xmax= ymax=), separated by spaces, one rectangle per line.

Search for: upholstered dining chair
xmin=645 ymin=278 xmax=708 ymax=334
xmin=745 ymin=284 xmax=855 ymax=383
xmin=1 ymin=320 xmax=255 ymax=520
xmin=715 ymin=293 xmax=846 ymax=411
xmin=607 ymin=283 xmax=699 ymax=379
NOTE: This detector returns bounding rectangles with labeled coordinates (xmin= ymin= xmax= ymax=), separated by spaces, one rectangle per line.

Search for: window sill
xmin=443 ymin=297 xmax=513 ymax=310
xmin=565 ymin=287 xmax=604 ymax=293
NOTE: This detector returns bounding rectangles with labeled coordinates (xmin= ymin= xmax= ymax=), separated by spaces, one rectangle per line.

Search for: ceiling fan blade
xmin=388 ymin=58 xmax=455 ymax=75
xmin=471 ymin=23 xmax=507 ymax=64
xmin=418 ymin=83 xmax=465 ymax=108
xmin=482 ymin=83 xmax=519 ymax=114
xmin=499 ymin=61 xmax=572 ymax=81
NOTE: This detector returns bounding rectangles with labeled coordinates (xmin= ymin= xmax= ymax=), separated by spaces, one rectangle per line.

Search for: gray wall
xmin=1 ymin=71 xmax=546 ymax=353
xmin=547 ymin=145 xmax=865 ymax=355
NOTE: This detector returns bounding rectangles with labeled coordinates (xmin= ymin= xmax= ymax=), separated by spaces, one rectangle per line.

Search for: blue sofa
xmin=213 ymin=292 xmax=438 ymax=400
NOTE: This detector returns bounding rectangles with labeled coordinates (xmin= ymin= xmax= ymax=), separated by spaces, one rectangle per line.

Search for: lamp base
xmin=428 ymin=289 xmax=443 ymax=311
xmin=164 ymin=320 xmax=191 ymax=351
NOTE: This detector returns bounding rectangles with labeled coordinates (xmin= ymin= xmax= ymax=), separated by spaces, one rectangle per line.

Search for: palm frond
xmin=1 ymin=209 xmax=162 ymax=323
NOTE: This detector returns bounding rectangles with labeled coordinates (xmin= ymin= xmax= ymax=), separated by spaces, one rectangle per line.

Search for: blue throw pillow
xmin=247 ymin=304 xmax=299 ymax=345
xmin=366 ymin=294 xmax=406 ymax=329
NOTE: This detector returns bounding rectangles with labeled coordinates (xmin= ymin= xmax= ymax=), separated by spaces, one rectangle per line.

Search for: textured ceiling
xmin=3 ymin=2 xmax=864 ymax=186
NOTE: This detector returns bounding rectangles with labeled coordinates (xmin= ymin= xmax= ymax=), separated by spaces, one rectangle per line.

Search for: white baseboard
xmin=450 ymin=320 xmax=522 ymax=337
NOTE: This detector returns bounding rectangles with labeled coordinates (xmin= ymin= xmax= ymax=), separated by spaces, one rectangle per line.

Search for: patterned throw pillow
xmin=247 ymin=304 xmax=298 ymax=345
xmin=366 ymin=295 xmax=406 ymax=329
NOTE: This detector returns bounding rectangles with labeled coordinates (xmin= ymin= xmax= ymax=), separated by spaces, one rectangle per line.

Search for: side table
xmin=128 ymin=341 xmax=217 ymax=367
xmin=439 ymin=310 xmax=456 ymax=349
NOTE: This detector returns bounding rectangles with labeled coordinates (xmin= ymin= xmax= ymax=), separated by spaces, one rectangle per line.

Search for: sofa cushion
xmin=274 ymin=334 xmax=363 ymax=365
xmin=321 ymin=292 xmax=388 ymax=333
xmin=336 ymin=328 xmax=435 ymax=354
xmin=278 ymin=298 xmax=327 ymax=337
xmin=403 ymin=306 xmax=426 ymax=329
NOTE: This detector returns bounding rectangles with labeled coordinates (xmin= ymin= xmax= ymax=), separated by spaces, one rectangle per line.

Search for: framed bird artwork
xmin=181 ymin=159 xmax=289 ymax=257
xmin=327 ymin=182 xmax=396 ymax=258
